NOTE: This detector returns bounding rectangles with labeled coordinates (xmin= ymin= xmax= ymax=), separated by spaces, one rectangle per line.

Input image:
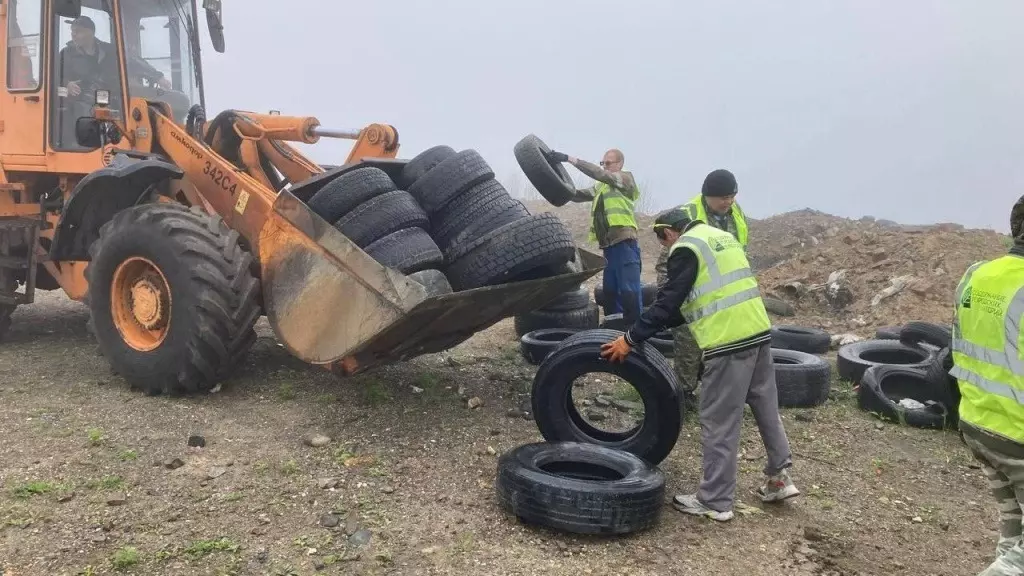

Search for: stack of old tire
xmin=304 ymin=145 xmax=576 ymax=296
xmin=767 ymin=325 xmax=834 ymax=408
xmin=842 ymin=321 xmax=955 ymax=430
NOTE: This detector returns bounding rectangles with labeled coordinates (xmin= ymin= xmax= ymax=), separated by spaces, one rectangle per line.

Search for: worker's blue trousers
xmin=602 ymin=239 xmax=643 ymax=324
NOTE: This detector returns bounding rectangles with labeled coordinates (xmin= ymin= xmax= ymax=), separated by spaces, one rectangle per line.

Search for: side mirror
xmin=75 ymin=117 xmax=102 ymax=148
xmin=53 ymin=0 xmax=81 ymax=18
xmin=203 ymin=0 xmax=225 ymax=53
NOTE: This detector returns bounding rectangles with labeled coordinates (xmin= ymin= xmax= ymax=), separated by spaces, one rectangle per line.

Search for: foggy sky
xmin=198 ymin=0 xmax=1024 ymax=232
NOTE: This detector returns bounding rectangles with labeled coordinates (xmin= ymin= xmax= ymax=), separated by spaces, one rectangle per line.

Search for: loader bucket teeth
xmin=259 ymin=191 xmax=603 ymax=370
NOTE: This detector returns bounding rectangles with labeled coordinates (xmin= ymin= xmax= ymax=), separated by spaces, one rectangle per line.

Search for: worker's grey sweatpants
xmin=697 ymin=341 xmax=793 ymax=512
xmin=962 ymin=429 xmax=1024 ymax=576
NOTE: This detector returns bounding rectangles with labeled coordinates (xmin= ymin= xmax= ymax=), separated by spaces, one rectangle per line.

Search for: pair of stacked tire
xmin=843 ymin=322 xmax=956 ymax=430
xmin=306 ymin=146 xmax=576 ymax=293
xmin=767 ymin=326 xmax=834 ymax=409
xmin=515 ymin=286 xmax=600 ymax=365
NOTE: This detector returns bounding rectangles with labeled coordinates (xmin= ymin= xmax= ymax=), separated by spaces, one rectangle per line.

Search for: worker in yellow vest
xmin=655 ymin=169 xmax=751 ymax=410
xmin=546 ymin=147 xmax=643 ymax=324
xmin=952 ymin=195 xmax=1024 ymax=576
xmin=600 ymin=207 xmax=797 ymax=522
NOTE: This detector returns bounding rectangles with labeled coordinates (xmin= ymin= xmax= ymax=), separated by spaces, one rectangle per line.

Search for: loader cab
xmin=0 ymin=0 xmax=213 ymax=165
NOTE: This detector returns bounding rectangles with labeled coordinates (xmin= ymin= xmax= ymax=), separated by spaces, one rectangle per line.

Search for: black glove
xmin=547 ymin=150 xmax=569 ymax=163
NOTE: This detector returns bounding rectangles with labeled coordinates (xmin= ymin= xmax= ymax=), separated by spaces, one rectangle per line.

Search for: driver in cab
xmin=59 ymin=15 xmax=171 ymax=105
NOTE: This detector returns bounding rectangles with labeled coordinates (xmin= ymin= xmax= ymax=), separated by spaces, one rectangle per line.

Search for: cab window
xmin=6 ymin=0 xmax=42 ymax=91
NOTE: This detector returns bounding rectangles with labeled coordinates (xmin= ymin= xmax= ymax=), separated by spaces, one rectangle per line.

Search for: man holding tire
xmin=600 ymin=207 xmax=797 ymax=522
xmin=952 ymin=195 xmax=1024 ymax=576
xmin=656 ymin=168 xmax=750 ymax=408
xmin=545 ymin=148 xmax=643 ymax=325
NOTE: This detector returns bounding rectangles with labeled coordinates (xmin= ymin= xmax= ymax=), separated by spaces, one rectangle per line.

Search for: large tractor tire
xmin=86 ymin=204 xmax=261 ymax=396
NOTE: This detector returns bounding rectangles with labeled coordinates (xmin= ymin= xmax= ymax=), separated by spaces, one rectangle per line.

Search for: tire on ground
xmin=86 ymin=203 xmax=261 ymax=396
xmin=445 ymin=213 xmax=576 ymax=291
xmin=770 ymin=325 xmax=831 ymax=355
xmin=857 ymin=365 xmax=951 ymax=429
xmin=364 ymin=227 xmax=444 ymax=275
xmin=594 ymin=283 xmax=658 ymax=308
xmin=836 ymin=339 xmax=933 ymax=384
xmin=771 ymin=348 xmax=832 ymax=407
xmin=398 ymin=145 xmax=456 ymax=189
xmin=408 ymin=269 xmax=453 ymax=297
xmin=431 ymin=179 xmax=527 ymax=256
xmin=532 ymin=328 xmax=682 ymax=465
xmin=408 ymin=149 xmax=494 ymax=215
xmin=649 ymin=331 xmax=674 ymax=357
xmin=899 ymin=321 xmax=952 ymax=349
xmin=520 ymin=328 xmax=581 ymax=365
xmin=495 ymin=441 xmax=664 ymax=535
xmin=924 ymin=346 xmax=959 ymax=424
xmin=306 ymin=166 xmax=396 ymax=222
xmin=513 ymin=134 xmax=576 ymax=207
xmin=333 ymin=190 xmax=429 ymax=248
xmin=538 ymin=287 xmax=590 ymax=312
xmin=513 ymin=303 xmax=599 ymax=337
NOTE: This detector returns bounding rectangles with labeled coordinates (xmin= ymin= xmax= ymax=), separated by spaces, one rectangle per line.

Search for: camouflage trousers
xmin=656 ymin=244 xmax=702 ymax=395
xmin=962 ymin=429 xmax=1024 ymax=575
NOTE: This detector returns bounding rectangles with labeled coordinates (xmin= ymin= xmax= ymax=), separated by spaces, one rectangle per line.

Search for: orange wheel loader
xmin=0 ymin=0 xmax=603 ymax=395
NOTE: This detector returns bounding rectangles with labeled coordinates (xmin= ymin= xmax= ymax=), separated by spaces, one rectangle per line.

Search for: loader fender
xmin=50 ymin=155 xmax=184 ymax=261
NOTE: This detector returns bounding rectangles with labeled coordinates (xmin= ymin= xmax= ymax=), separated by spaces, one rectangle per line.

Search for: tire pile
xmin=304 ymin=146 xmax=577 ymax=295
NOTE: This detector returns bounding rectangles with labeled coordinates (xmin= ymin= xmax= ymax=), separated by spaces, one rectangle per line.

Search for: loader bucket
xmin=258 ymin=190 xmax=604 ymax=373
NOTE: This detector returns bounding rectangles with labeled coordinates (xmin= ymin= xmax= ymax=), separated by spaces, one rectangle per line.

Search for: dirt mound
xmin=524 ymin=199 xmax=1010 ymax=335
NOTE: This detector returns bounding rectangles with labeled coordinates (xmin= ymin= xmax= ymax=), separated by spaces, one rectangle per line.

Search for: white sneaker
xmin=671 ymin=494 xmax=734 ymax=522
xmin=758 ymin=469 xmax=800 ymax=503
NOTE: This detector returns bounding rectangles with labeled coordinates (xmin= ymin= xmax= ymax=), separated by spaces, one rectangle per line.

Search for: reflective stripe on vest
xmin=950 ymin=255 xmax=1024 ymax=443
xmin=681 ymin=194 xmax=749 ymax=247
xmin=588 ymin=179 xmax=639 ymax=243
xmin=670 ymin=224 xmax=770 ymax=350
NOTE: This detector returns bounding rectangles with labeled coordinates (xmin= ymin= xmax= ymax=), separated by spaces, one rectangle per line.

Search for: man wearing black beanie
xmin=655 ymin=168 xmax=750 ymax=408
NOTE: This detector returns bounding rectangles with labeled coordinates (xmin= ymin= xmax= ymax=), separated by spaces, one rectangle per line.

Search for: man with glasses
xmin=545 ymin=147 xmax=643 ymax=325
xmin=656 ymin=168 xmax=750 ymax=410
xmin=600 ymin=207 xmax=797 ymax=522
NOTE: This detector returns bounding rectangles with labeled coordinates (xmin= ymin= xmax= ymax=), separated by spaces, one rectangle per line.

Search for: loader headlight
xmin=95 ymin=89 xmax=110 ymax=107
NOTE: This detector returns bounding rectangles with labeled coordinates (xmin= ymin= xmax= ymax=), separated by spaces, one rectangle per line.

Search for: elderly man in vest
xmin=953 ymin=194 xmax=1024 ymax=575
xmin=600 ymin=207 xmax=797 ymax=521
xmin=545 ymin=147 xmax=643 ymax=324
xmin=655 ymin=168 xmax=751 ymax=409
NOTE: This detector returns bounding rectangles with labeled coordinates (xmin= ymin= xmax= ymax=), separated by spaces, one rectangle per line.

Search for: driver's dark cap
xmin=68 ymin=16 xmax=95 ymax=31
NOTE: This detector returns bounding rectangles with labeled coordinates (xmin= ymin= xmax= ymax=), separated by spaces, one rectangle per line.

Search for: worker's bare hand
xmin=67 ymin=81 xmax=80 ymax=97
xmin=546 ymin=150 xmax=569 ymax=163
xmin=600 ymin=336 xmax=631 ymax=363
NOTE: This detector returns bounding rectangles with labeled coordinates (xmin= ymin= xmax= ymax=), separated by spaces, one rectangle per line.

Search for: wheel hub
xmin=111 ymin=257 xmax=172 ymax=352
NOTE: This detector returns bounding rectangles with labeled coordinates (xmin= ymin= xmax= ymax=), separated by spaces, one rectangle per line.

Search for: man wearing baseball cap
xmin=601 ymin=207 xmax=797 ymax=522
xmin=654 ymin=168 xmax=750 ymax=409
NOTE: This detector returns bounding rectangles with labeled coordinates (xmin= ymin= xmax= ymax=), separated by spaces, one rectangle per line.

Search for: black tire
xmin=924 ymin=346 xmax=959 ymax=424
xmin=520 ymin=328 xmax=581 ymax=365
xmin=431 ymin=179 xmax=527 ymax=257
xmin=594 ymin=283 xmax=658 ymax=308
xmin=408 ymin=149 xmax=495 ymax=215
xmin=408 ymin=269 xmax=452 ymax=297
xmin=445 ymin=213 xmax=576 ymax=291
xmin=512 ymin=134 xmax=576 ymax=207
xmin=858 ymin=365 xmax=951 ymax=429
xmin=899 ymin=321 xmax=952 ymax=349
xmin=398 ymin=145 xmax=456 ymax=189
xmin=86 ymin=204 xmax=261 ymax=396
xmin=770 ymin=325 xmax=831 ymax=355
xmin=771 ymin=348 xmax=832 ymax=407
xmin=513 ymin=303 xmax=600 ymax=337
xmin=364 ymin=228 xmax=444 ymax=275
xmin=836 ymin=339 xmax=933 ymax=384
xmin=333 ymin=190 xmax=429 ymax=248
xmin=495 ymin=441 xmax=664 ymax=535
xmin=307 ymin=166 xmax=396 ymax=222
xmin=649 ymin=331 xmax=674 ymax=357
xmin=532 ymin=329 xmax=683 ymax=465
xmin=0 ymin=269 xmax=17 ymax=342
xmin=875 ymin=325 xmax=902 ymax=340
xmin=538 ymin=287 xmax=590 ymax=312
xmin=599 ymin=313 xmax=627 ymax=331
